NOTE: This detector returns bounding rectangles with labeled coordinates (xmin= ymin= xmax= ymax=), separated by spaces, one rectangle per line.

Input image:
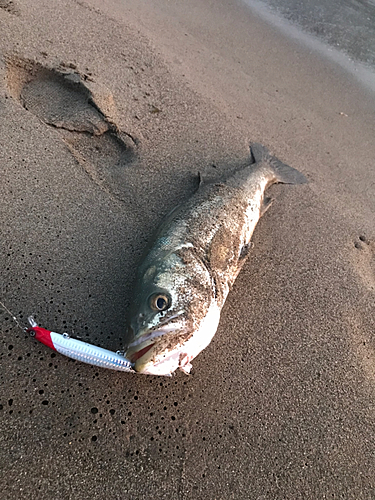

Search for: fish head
xmin=126 ymin=246 xmax=220 ymax=376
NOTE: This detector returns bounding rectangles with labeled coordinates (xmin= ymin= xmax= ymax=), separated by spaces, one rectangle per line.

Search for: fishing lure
xmin=27 ymin=316 xmax=135 ymax=372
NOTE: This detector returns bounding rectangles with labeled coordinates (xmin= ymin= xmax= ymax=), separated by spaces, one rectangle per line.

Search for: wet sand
xmin=1 ymin=0 xmax=375 ymax=498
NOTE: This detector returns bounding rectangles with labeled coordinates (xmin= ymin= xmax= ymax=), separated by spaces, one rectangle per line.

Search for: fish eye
xmin=150 ymin=293 xmax=171 ymax=312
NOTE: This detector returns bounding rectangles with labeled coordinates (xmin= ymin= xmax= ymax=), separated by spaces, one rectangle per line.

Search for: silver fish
xmin=125 ymin=144 xmax=307 ymax=376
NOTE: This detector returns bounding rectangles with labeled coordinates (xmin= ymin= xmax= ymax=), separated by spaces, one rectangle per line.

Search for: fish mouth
xmin=126 ymin=329 xmax=168 ymax=349
xmin=128 ymin=342 xmax=155 ymax=362
xmin=125 ymin=329 xmax=169 ymax=365
xmin=125 ymin=324 xmax=188 ymax=374
xmin=126 ymin=312 xmax=185 ymax=353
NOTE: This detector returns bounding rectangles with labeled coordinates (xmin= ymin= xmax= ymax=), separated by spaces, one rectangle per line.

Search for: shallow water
xmin=253 ymin=0 xmax=375 ymax=66
xmin=242 ymin=0 xmax=375 ymax=91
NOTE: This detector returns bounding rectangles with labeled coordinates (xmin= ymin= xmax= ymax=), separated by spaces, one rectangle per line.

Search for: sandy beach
xmin=1 ymin=0 xmax=375 ymax=498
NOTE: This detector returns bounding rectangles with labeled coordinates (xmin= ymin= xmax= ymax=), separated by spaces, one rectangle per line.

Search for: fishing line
xmin=0 ymin=300 xmax=26 ymax=333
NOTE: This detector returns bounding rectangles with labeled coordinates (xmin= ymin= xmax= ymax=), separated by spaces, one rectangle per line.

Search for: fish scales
xmin=125 ymin=143 xmax=307 ymax=376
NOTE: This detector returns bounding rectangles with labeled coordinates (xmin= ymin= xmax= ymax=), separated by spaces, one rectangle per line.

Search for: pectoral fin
xmin=260 ymin=196 xmax=274 ymax=216
xmin=239 ymin=241 xmax=254 ymax=261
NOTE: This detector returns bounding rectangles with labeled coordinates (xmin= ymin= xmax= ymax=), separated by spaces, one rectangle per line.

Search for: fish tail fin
xmin=250 ymin=143 xmax=308 ymax=185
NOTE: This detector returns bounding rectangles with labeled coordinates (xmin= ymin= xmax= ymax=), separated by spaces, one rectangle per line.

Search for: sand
xmin=1 ymin=0 xmax=374 ymax=498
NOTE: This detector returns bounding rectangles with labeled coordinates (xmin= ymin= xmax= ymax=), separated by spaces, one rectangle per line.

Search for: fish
xmin=125 ymin=143 xmax=307 ymax=376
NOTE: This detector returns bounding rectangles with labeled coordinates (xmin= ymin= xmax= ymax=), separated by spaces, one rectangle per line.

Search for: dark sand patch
xmin=0 ymin=0 xmax=18 ymax=15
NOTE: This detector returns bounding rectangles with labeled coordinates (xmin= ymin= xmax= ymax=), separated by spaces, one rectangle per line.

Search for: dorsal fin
xmin=197 ymin=171 xmax=204 ymax=187
xmin=250 ymin=143 xmax=271 ymax=163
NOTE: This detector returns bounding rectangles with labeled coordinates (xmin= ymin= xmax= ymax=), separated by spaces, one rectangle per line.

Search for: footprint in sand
xmin=353 ymin=235 xmax=375 ymax=291
xmin=5 ymin=56 xmax=137 ymax=201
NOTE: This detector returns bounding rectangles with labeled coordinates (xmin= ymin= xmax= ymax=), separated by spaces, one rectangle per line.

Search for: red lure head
xmin=27 ymin=325 xmax=56 ymax=351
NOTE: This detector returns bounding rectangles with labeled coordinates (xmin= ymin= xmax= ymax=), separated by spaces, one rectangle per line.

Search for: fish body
xmin=126 ymin=144 xmax=307 ymax=376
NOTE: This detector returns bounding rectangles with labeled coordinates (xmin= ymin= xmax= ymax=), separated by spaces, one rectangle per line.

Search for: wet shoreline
xmin=243 ymin=0 xmax=375 ymax=68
